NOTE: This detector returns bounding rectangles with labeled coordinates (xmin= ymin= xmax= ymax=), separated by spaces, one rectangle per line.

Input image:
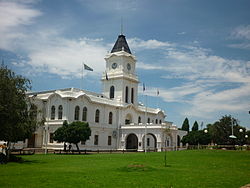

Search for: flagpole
xmin=156 ymin=89 xmax=159 ymax=125
xmin=81 ymin=62 xmax=84 ymax=90
xmin=143 ymin=83 xmax=147 ymax=153
xmin=145 ymin=94 xmax=147 ymax=153
xmin=82 ymin=63 xmax=93 ymax=90
xmin=157 ymin=89 xmax=159 ymax=109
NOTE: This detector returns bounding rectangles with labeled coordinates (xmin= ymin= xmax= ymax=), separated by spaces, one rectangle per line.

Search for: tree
xmin=54 ymin=121 xmax=91 ymax=153
xmin=0 ymin=64 xmax=37 ymax=159
xmin=207 ymin=115 xmax=246 ymax=145
xmin=54 ymin=120 xmax=68 ymax=143
xmin=181 ymin=130 xmax=211 ymax=145
xmin=181 ymin=118 xmax=190 ymax=132
xmin=192 ymin=121 xmax=199 ymax=131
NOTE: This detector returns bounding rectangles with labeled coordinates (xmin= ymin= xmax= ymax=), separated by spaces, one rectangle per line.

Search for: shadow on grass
xmin=55 ymin=153 xmax=93 ymax=156
xmin=7 ymin=155 xmax=46 ymax=165
xmin=118 ymin=163 xmax=157 ymax=172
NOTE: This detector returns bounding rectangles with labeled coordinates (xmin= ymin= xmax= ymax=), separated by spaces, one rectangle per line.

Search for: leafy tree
xmin=207 ymin=115 xmax=247 ymax=145
xmin=181 ymin=118 xmax=190 ymax=132
xmin=0 ymin=64 xmax=37 ymax=159
xmin=54 ymin=120 xmax=68 ymax=143
xmin=192 ymin=121 xmax=199 ymax=131
xmin=54 ymin=121 xmax=91 ymax=153
xmin=182 ymin=130 xmax=211 ymax=145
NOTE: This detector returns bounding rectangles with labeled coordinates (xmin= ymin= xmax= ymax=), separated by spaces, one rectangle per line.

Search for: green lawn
xmin=1 ymin=150 xmax=250 ymax=188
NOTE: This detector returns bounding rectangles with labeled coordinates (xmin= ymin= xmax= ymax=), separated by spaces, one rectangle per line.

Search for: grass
xmin=1 ymin=150 xmax=250 ymax=188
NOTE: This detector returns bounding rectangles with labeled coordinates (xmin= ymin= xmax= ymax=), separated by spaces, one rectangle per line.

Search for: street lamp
xmin=238 ymin=128 xmax=249 ymax=145
xmin=229 ymin=120 xmax=236 ymax=139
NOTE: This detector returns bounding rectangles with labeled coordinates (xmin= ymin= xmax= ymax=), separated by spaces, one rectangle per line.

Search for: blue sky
xmin=1 ymin=0 xmax=250 ymax=129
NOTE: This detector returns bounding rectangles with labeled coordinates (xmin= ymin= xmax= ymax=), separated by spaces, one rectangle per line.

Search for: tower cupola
xmin=111 ymin=34 xmax=132 ymax=54
xmin=102 ymin=34 xmax=139 ymax=105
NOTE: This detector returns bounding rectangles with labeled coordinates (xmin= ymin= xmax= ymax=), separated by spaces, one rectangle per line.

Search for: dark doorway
xmin=28 ymin=134 xmax=36 ymax=148
xmin=126 ymin=134 xmax=138 ymax=150
xmin=177 ymin=135 xmax=181 ymax=147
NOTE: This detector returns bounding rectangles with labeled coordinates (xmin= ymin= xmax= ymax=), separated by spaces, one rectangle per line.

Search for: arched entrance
xmin=142 ymin=133 xmax=157 ymax=151
xmin=126 ymin=134 xmax=138 ymax=150
xmin=166 ymin=135 xmax=172 ymax=147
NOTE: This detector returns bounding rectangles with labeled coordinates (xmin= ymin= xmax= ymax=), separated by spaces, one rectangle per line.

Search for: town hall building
xmin=24 ymin=34 xmax=187 ymax=151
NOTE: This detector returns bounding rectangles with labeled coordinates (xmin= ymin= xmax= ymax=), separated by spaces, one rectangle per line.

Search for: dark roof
xmin=111 ymin=34 xmax=131 ymax=54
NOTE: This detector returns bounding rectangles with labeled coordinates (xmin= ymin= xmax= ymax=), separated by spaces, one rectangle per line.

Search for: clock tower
xmin=102 ymin=34 xmax=139 ymax=105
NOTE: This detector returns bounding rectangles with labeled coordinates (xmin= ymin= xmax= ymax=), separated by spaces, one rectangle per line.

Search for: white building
xmin=23 ymin=34 xmax=186 ymax=151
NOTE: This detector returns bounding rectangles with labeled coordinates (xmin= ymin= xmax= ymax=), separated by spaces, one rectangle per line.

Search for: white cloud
xmin=185 ymin=83 xmax=250 ymax=118
xmin=128 ymin=38 xmax=172 ymax=50
xmin=231 ymin=25 xmax=250 ymax=40
xmin=177 ymin=32 xmax=186 ymax=35
xmin=137 ymin=61 xmax=166 ymax=70
xmin=0 ymin=1 xmax=108 ymax=78
xmin=0 ymin=1 xmax=42 ymax=50
xmin=134 ymin=38 xmax=250 ymax=119
xmin=229 ymin=25 xmax=250 ymax=50
xmin=228 ymin=43 xmax=250 ymax=50
xmin=26 ymin=35 xmax=107 ymax=78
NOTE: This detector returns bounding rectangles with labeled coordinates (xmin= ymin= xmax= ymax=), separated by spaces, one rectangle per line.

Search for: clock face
xmin=112 ymin=63 xmax=117 ymax=69
xmin=127 ymin=63 xmax=131 ymax=70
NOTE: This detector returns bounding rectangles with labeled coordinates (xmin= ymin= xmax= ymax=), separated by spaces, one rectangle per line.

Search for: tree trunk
xmin=6 ymin=141 xmax=11 ymax=162
xmin=75 ymin=143 xmax=80 ymax=154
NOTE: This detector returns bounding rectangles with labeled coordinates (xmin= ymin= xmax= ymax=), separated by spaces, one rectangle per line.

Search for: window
xmin=109 ymin=112 xmax=113 ymax=124
xmin=138 ymin=116 xmax=141 ymax=124
xmin=156 ymin=119 xmax=158 ymax=124
xmin=58 ymin=105 xmax=63 ymax=119
xmin=108 ymin=136 xmax=112 ymax=146
xmin=147 ymin=138 xmax=150 ymax=146
xmin=159 ymin=120 xmax=162 ymax=124
xmin=125 ymin=119 xmax=130 ymax=125
xmin=131 ymin=88 xmax=134 ymax=104
xmin=95 ymin=109 xmax=100 ymax=123
xmin=110 ymin=86 xmax=115 ymax=99
xmin=49 ymin=133 xmax=54 ymax=143
xmin=147 ymin=118 xmax=150 ymax=124
xmin=82 ymin=107 xmax=87 ymax=121
xmin=94 ymin=135 xmax=99 ymax=145
xmin=51 ymin=106 xmax=55 ymax=120
xmin=125 ymin=86 xmax=129 ymax=103
xmin=74 ymin=106 xmax=80 ymax=120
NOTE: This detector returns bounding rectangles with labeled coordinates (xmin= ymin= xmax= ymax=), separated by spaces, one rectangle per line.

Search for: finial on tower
xmin=120 ymin=17 xmax=123 ymax=35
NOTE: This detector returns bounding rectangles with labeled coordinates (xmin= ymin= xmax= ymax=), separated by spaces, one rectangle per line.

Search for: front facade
xmin=21 ymin=34 xmax=186 ymax=151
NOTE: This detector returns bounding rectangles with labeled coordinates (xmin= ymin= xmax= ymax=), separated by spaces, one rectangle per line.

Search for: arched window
xmin=147 ymin=118 xmax=150 ymax=124
xmin=110 ymin=86 xmax=115 ymax=99
xmin=131 ymin=88 xmax=134 ymax=104
xmin=82 ymin=107 xmax=87 ymax=121
xmin=51 ymin=106 xmax=55 ymax=120
xmin=138 ymin=116 xmax=141 ymax=124
xmin=156 ymin=119 xmax=158 ymax=124
xmin=74 ymin=106 xmax=80 ymax=120
xmin=95 ymin=109 xmax=100 ymax=123
xmin=159 ymin=120 xmax=162 ymax=124
xmin=108 ymin=112 xmax=113 ymax=124
xmin=125 ymin=86 xmax=129 ymax=103
xmin=58 ymin=105 xmax=63 ymax=119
